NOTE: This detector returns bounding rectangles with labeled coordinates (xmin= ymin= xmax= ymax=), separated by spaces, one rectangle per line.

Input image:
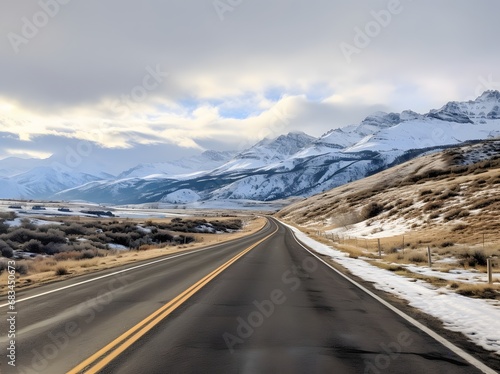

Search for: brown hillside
xmin=277 ymin=140 xmax=500 ymax=250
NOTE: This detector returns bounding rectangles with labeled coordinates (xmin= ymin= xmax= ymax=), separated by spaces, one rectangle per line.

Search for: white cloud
xmin=0 ymin=0 xmax=498 ymax=169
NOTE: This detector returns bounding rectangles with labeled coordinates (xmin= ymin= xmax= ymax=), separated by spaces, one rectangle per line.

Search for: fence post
xmin=402 ymin=235 xmax=405 ymax=254
xmin=378 ymin=239 xmax=381 ymax=258
xmin=427 ymin=246 xmax=432 ymax=268
xmin=487 ymin=258 xmax=492 ymax=284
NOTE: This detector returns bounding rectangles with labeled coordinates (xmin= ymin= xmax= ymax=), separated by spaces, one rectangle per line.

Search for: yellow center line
xmin=68 ymin=223 xmax=277 ymax=374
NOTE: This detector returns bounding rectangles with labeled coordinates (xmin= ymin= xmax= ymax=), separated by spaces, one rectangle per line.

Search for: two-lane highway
xmin=1 ymin=218 xmax=496 ymax=373
xmin=0 ymin=219 xmax=276 ymax=374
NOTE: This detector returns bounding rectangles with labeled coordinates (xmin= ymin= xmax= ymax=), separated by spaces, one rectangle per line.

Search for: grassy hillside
xmin=277 ymin=140 xmax=500 ymax=297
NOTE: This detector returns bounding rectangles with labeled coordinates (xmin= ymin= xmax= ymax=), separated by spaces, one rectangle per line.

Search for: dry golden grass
xmin=278 ymin=141 xmax=500 ymax=245
xmin=0 ymin=216 xmax=266 ymax=294
xmin=453 ymin=283 xmax=500 ymax=299
xmin=277 ymin=141 xmax=500 ymax=299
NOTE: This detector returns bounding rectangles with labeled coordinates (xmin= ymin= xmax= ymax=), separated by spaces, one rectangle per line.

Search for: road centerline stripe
xmin=68 ymin=222 xmax=278 ymax=374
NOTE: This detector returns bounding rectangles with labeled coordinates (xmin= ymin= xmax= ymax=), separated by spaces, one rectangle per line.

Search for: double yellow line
xmin=68 ymin=224 xmax=277 ymax=374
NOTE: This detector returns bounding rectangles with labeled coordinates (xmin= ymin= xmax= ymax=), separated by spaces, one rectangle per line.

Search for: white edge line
xmin=282 ymin=220 xmax=497 ymax=374
xmin=0 ymin=236 xmax=255 ymax=308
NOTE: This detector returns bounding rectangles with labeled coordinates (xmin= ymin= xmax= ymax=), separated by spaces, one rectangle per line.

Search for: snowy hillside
xmin=212 ymin=131 xmax=315 ymax=173
xmin=4 ymin=167 xmax=109 ymax=199
xmin=119 ymin=150 xmax=237 ymax=178
xmin=0 ymin=157 xmax=43 ymax=177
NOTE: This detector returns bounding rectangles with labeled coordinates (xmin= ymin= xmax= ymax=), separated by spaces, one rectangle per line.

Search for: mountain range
xmin=2 ymin=90 xmax=500 ymax=205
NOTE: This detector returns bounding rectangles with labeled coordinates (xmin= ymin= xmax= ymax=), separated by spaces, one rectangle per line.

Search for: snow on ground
xmin=136 ymin=225 xmax=152 ymax=234
xmin=402 ymin=264 xmax=494 ymax=284
xmin=282 ymin=222 xmax=500 ymax=355
xmin=5 ymin=218 xmax=63 ymax=227
xmin=328 ymin=217 xmax=410 ymax=238
xmin=107 ymin=243 xmax=128 ymax=250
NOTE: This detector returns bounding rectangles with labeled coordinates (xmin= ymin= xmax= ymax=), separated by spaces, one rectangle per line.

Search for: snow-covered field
xmin=0 ymin=202 xmax=187 ymax=220
xmin=283 ymin=222 xmax=500 ymax=356
xmin=327 ymin=217 xmax=411 ymax=239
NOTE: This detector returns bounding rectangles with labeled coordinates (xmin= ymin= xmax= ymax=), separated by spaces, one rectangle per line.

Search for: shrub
xmin=43 ymin=229 xmax=68 ymax=244
xmin=3 ymin=228 xmax=34 ymax=243
xmin=470 ymin=198 xmax=500 ymax=210
xmin=361 ymin=202 xmax=384 ymax=220
xmin=152 ymin=230 xmax=174 ymax=243
xmin=0 ymin=220 xmax=10 ymax=235
xmin=176 ymin=235 xmax=195 ymax=244
xmin=43 ymin=242 xmax=66 ymax=255
xmin=62 ymin=223 xmax=89 ymax=236
xmin=419 ymin=189 xmax=433 ymax=196
xmin=0 ymin=240 xmax=13 ymax=258
xmin=55 ymin=266 xmax=69 ymax=276
xmin=470 ymin=250 xmax=488 ymax=267
xmin=1 ymin=247 xmax=13 ymax=258
xmin=396 ymin=199 xmax=413 ymax=209
xmin=437 ymin=190 xmax=459 ymax=200
xmin=20 ymin=218 xmax=36 ymax=230
xmin=443 ymin=209 xmax=469 ymax=221
xmin=460 ymin=250 xmax=488 ymax=267
xmin=104 ymin=231 xmax=137 ymax=246
xmin=0 ymin=212 xmax=16 ymax=220
xmin=456 ymin=285 xmax=497 ymax=299
xmin=23 ymin=239 xmax=44 ymax=253
xmin=15 ymin=263 xmax=29 ymax=275
xmin=54 ymin=251 xmax=82 ymax=261
xmin=407 ymin=252 xmax=426 ymax=263
xmin=423 ymin=201 xmax=443 ymax=211
xmin=80 ymin=250 xmax=96 ymax=259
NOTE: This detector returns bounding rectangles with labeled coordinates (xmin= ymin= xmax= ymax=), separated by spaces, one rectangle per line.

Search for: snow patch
xmin=282 ymin=221 xmax=500 ymax=355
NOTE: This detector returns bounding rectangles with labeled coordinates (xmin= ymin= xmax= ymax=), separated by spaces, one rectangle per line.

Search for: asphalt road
xmin=0 ymin=218 xmax=495 ymax=373
xmin=0 ymin=219 xmax=275 ymax=374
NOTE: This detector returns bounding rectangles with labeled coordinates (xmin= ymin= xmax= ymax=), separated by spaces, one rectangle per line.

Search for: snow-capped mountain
xmin=7 ymin=167 xmax=109 ymax=199
xmin=212 ymin=131 xmax=315 ymax=173
xmin=6 ymin=91 xmax=500 ymax=205
xmin=0 ymin=150 xmax=236 ymax=200
xmin=0 ymin=157 xmax=43 ymax=177
xmin=118 ymin=150 xmax=237 ymax=178
xmin=428 ymin=90 xmax=500 ymax=122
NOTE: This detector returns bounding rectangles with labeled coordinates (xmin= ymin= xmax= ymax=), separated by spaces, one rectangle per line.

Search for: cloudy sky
xmin=1 ymin=0 xmax=499 ymax=173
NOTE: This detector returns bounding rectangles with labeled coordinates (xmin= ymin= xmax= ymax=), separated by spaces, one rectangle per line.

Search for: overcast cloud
xmin=1 ymin=0 xmax=499 ymax=172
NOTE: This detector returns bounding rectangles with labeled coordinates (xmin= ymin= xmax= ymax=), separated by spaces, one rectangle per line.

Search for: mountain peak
xmin=475 ymin=90 xmax=500 ymax=103
xmin=426 ymin=101 xmax=473 ymax=124
xmin=360 ymin=112 xmax=402 ymax=128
